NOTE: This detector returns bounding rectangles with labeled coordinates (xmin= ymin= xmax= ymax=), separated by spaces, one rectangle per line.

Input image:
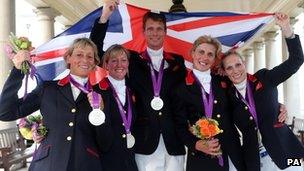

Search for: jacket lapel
xmin=228 ymin=75 xmax=258 ymax=106
xmin=230 ymin=85 xmax=245 ymax=105
xmin=139 ymin=51 xmax=151 ymax=70
xmin=185 ymin=70 xmax=201 ymax=94
xmin=57 ymin=76 xmax=75 ymax=105
xmin=185 ymin=70 xmax=206 ymax=117
xmin=139 ymin=50 xmax=173 ymax=95
xmin=75 ymin=92 xmax=87 ymax=104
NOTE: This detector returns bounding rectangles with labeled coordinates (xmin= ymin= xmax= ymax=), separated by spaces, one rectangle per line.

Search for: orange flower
xmin=200 ymin=127 xmax=211 ymax=138
xmin=198 ymin=119 xmax=209 ymax=128
xmin=191 ymin=117 xmax=223 ymax=140
xmin=208 ymin=124 xmax=217 ymax=136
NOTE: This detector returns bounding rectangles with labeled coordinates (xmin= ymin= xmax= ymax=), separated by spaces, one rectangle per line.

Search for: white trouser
xmin=135 ymin=134 xmax=185 ymax=171
xmin=228 ymin=156 xmax=238 ymax=171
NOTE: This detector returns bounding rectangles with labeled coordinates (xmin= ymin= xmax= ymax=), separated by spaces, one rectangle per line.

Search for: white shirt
xmin=234 ymin=78 xmax=247 ymax=99
xmin=147 ymin=47 xmax=168 ymax=71
xmin=70 ymin=74 xmax=88 ymax=101
xmin=108 ymin=76 xmax=126 ymax=105
xmin=193 ymin=69 xmax=211 ymax=94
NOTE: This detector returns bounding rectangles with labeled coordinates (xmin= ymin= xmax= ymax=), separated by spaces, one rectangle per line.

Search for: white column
xmin=264 ymin=31 xmax=279 ymax=69
xmin=253 ymin=41 xmax=265 ymax=72
xmin=0 ymin=0 xmax=16 ymax=129
xmin=264 ymin=30 xmax=284 ymax=104
xmin=34 ymin=7 xmax=59 ymax=46
xmin=283 ymin=17 xmax=303 ymax=121
xmin=242 ymin=48 xmax=254 ymax=74
xmin=0 ymin=0 xmax=14 ymax=90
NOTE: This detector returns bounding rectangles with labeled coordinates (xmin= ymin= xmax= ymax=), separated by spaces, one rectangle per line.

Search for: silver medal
xmin=126 ymin=133 xmax=135 ymax=148
xmin=88 ymin=108 xmax=105 ymax=126
xmin=150 ymin=97 xmax=164 ymax=110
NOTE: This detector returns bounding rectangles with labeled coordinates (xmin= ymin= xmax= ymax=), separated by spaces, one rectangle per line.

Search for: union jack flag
xmin=31 ymin=3 xmax=273 ymax=82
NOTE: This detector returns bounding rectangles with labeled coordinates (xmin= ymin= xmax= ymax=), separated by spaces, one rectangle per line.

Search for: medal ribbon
xmin=108 ymin=79 xmax=133 ymax=133
xmin=69 ymin=75 xmax=100 ymax=109
xmin=144 ymin=51 xmax=165 ymax=97
xmin=193 ymin=73 xmax=223 ymax=167
xmin=193 ymin=74 xmax=214 ymax=118
xmin=193 ymin=73 xmax=224 ymax=167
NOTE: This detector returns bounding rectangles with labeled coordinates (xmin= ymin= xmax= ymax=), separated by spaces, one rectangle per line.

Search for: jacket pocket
xmin=32 ymin=145 xmax=51 ymax=162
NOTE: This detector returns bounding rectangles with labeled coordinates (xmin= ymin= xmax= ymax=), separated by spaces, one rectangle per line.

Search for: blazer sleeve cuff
xmin=93 ymin=18 xmax=109 ymax=31
xmin=285 ymin=34 xmax=300 ymax=44
xmin=10 ymin=67 xmax=25 ymax=80
xmin=187 ymin=137 xmax=201 ymax=152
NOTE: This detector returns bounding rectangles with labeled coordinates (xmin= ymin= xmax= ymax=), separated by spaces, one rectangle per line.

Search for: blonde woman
xmin=0 ymin=38 xmax=108 ymax=171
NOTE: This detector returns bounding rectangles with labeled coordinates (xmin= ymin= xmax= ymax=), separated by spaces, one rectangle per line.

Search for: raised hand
xmin=275 ymin=12 xmax=293 ymax=38
xmin=12 ymin=50 xmax=30 ymax=70
xmin=99 ymin=0 xmax=120 ymax=23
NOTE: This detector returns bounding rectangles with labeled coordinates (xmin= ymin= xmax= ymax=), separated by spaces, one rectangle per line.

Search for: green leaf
xmin=20 ymin=42 xmax=28 ymax=49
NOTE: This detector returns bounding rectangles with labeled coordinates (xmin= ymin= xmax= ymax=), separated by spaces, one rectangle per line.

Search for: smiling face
xmin=104 ymin=49 xmax=129 ymax=80
xmin=66 ymin=45 xmax=96 ymax=78
xmin=192 ymin=43 xmax=216 ymax=72
xmin=143 ymin=18 xmax=166 ymax=50
xmin=222 ymin=54 xmax=247 ymax=84
xmin=191 ymin=35 xmax=222 ymax=72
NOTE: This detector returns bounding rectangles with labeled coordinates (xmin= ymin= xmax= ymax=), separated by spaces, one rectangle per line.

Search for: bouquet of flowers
xmin=18 ymin=114 xmax=47 ymax=143
xmin=191 ymin=117 xmax=224 ymax=166
xmin=191 ymin=117 xmax=223 ymax=139
xmin=6 ymin=32 xmax=35 ymax=74
xmin=4 ymin=32 xmax=36 ymax=99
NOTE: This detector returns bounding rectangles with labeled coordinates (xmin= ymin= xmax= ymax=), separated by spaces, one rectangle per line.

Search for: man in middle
xmin=90 ymin=1 xmax=187 ymax=171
